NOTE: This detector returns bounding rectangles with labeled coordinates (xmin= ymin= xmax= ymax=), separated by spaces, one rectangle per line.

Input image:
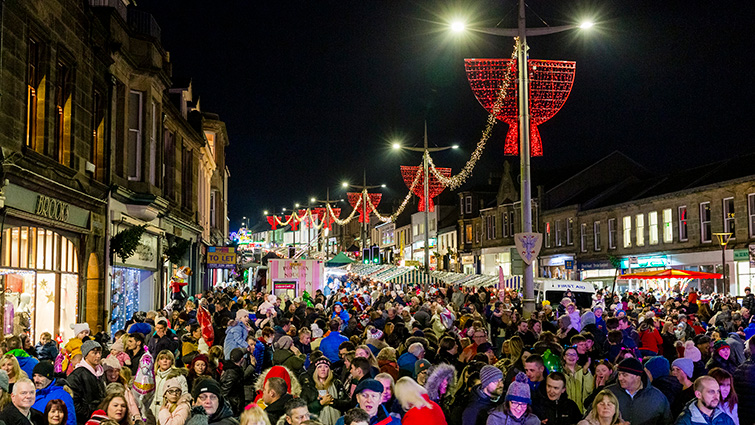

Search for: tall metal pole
xmin=423 ymin=123 xmax=431 ymax=292
xmin=518 ymin=0 xmax=535 ymax=317
xmin=362 ymin=169 xmax=367 ymax=254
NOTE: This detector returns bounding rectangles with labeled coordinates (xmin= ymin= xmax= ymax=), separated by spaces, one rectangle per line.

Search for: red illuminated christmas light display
xmin=347 ymin=192 xmax=381 ymax=223
xmin=400 ymin=165 xmax=452 ymax=212
xmin=266 ymin=216 xmax=279 ymax=230
xmin=465 ymin=58 xmax=576 ymax=156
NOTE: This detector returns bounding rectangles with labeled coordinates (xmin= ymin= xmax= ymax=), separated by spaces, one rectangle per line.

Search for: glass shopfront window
xmin=0 ymin=225 xmax=79 ymax=342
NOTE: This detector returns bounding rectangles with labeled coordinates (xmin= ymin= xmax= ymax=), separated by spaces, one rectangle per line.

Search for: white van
xmin=534 ymin=278 xmax=596 ymax=310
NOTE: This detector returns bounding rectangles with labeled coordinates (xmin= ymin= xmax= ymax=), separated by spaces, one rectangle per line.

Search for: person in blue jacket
xmin=32 ymin=361 xmax=76 ymax=425
xmin=332 ymin=302 xmax=351 ymax=325
xmin=675 ymin=376 xmax=734 ymax=425
xmin=321 ymin=319 xmax=349 ymax=362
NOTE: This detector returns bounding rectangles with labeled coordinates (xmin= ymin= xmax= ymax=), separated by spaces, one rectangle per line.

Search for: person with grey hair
xmin=273 ymin=336 xmax=305 ymax=373
xmin=0 ymin=378 xmax=44 ymax=424
xmin=397 ymin=343 xmax=424 ymax=376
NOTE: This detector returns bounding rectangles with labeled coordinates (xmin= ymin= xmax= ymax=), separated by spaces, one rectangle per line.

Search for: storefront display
xmin=0 ymin=225 xmax=79 ymax=342
xmin=110 ymin=266 xmax=142 ymax=335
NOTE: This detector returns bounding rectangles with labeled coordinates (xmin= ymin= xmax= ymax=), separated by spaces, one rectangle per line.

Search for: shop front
xmin=0 ymin=183 xmax=103 ymax=343
xmin=481 ymin=246 xmax=516 ymax=276
xmin=540 ymin=254 xmax=577 ymax=280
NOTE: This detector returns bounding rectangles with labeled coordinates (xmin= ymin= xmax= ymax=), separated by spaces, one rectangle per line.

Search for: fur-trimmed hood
xmin=253 ymin=365 xmax=302 ymax=397
xmin=425 ymin=363 xmax=457 ymax=402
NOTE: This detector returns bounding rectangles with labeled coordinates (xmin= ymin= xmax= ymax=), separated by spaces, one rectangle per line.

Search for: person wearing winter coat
xmin=187 ymin=354 xmax=219 ymax=394
xmin=299 ymin=357 xmax=349 ymax=425
xmin=320 ymin=320 xmax=349 ymax=362
xmin=531 ymin=372 xmax=581 ymax=425
xmin=462 ymin=365 xmax=504 ymax=425
xmin=186 ymin=378 xmax=238 ymax=425
xmin=260 ymin=376 xmax=294 ymax=425
xmin=561 ymin=346 xmax=593 ymax=413
xmin=35 ymin=332 xmax=59 ymax=361
xmin=593 ymin=358 xmax=671 ymax=425
xmin=577 ymin=389 xmax=627 ymax=425
xmin=252 ymin=366 xmax=302 ymax=405
xmin=733 ymin=337 xmax=755 ymax=425
xmin=707 ymin=340 xmax=737 ymax=376
xmin=425 ymin=363 xmax=456 ymax=418
xmin=394 ymin=377 xmax=447 ymax=425
xmin=220 ymin=348 xmax=248 ymax=416
xmin=272 ymin=337 xmax=305 ymax=374
xmin=68 ymin=340 xmax=107 ymax=425
xmin=643 ymin=356 xmax=682 ymax=409
xmin=724 ymin=333 xmax=745 ymax=366
xmin=148 ymin=320 xmax=181 ymax=361
xmin=331 ymin=302 xmax=350 ymax=326
xmin=486 ymin=372 xmax=540 ymax=425
xmin=158 ymin=375 xmax=192 ymax=425
xmin=224 ymin=310 xmax=251 ymax=360
xmin=151 ymin=350 xmax=181 ymax=419
xmin=334 ymin=379 xmax=401 ymax=425
xmin=32 ymin=361 xmax=76 ymax=425
xmin=375 ymin=348 xmax=399 ymax=381
xmin=675 ymin=376 xmax=735 ymax=425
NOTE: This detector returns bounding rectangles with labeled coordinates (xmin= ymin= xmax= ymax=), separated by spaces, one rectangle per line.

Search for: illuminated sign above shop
xmin=620 ymin=255 xmax=667 ymax=269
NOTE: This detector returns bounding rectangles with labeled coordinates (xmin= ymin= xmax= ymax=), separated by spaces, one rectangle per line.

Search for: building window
xmin=649 ymin=211 xmax=659 ymax=245
xmin=700 ymin=202 xmax=711 ymax=243
xmin=502 ymin=213 xmax=508 ymax=237
xmin=149 ymin=101 xmax=158 ymax=186
xmin=663 ymin=208 xmax=673 ymax=243
xmin=91 ymin=90 xmax=106 ymax=181
xmin=608 ymin=218 xmax=617 ymax=249
xmin=460 ymin=198 xmax=464 ymax=215
xmin=465 ymin=224 xmax=473 ymax=243
xmin=465 ymin=196 xmax=472 ymax=214
xmin=545 ymin=222 xmax=551 ymax=248
xmin=623 ymin=216 xmax=632 ymax=248
xmin=26 ymin=38 xmax=42 ymax=152
xmin=210 ymin=191 xmax=217 ymax=228
xmin=679 ymin=206 xmax=688 ymax=241
xmin=181 ymin=146 xmax=193 ymax=209
xmin=509 ymin=211 xmax=515 ymax=235
xmin=594 ymin=221 xmax=601 ymax=251
xmin=475 ymin=224 xmax=481 ymax=243
xmin=566 ymin=217 xmax=574 ymax=245
xmin=580 ymin=223 xmax=587 ymax=253
xmin=749 ymin=194 xmax=755 ymax=237
xmin=127 ymin=90 xmax=144 ymax=181
xmin=55 ymin=61 xmax=73 ymax=166
xmin=723 ymin=197 xmax=735 ymax=236
xmin=636 ymin=214 xmax=645 ymax=246
xmin=486 ymin=216 xmax=496 ymax=240
xmin=555 ymin=220 xmax=562 ymax=247
xmin=163 ymin=130 xmax=176 ymax=199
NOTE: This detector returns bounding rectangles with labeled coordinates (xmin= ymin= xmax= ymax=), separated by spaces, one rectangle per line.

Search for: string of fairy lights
xmin=263 ymin=39 xmax=518 ymax=229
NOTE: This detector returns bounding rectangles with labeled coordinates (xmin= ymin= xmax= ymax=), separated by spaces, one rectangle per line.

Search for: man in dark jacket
xmin=126 ymin=332 xmax=146 ymax=376
xmin=596 ymin=358 xmax=671 ymax=425
xmin=734 ymin=336 xmax=755 ymax=425
xmin=262 ymin=377 xmax=294 ymax=425
xmin=0 ymin=379 xmax=45 ymax=425
xmin=220 ymin=348 xmax=247 ymax=416
xmin=462 ymin=365 xmax=503 ymax=425
xmin=32 ymin=361 xmax=76 ymax=425
xmin=190 ymin=378 xmax=239 ymax=425
xmin=643 ymin=356 xmax=681 ymax=408
xmin=67 ymin=340 xmax=106 ymax=425
xmin=742 ymin=287 xmax=755 ymax=312
xmin=532 ymin=373 xmax=581 ymax=425
xmin=147 ymin=318 xmax=180 ymax=359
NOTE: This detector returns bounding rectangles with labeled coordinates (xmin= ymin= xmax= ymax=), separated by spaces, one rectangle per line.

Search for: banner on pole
xmin=514 ymin=232 xmax=542 ymax=265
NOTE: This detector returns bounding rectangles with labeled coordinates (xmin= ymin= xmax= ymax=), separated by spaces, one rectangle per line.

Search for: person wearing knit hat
xmin=223 ymin=305 xmax=251 ymax=359
xmin=486 ymin=372 xmax=539 ymax=425
xmin=272 ymin=336 xmax=305 ymax=373
xmin=707 ymin=339 xmax=737 ymax=375
xmin=31 ymin=361 xmax=76 ymax=425
xmin=101 ymin=356 xmax=122 ymax=384
xmin=670 ymin=358 xmax=696 ymax=417
xmin=275 ymin=335 xmax=294 ymax=351
xmin=159 ymin=375 xmax=192 ymax=425
xmin=683 ymin=340 xmax=702 ymax=362
xmin=672 ymin=358 xmax=693 ymax=381
xmin=607 ymin=358 xmax=672 ymax=424
xmin=414 ymin=359 xmax=431 ymax=385
xmin=81 ymin=339 xmax=102 ymax=359
xmin=461 ymin=364 xmax=504 ymax=425
xmin=643 ymin=356 xmax=670 ymax=380
xmin=67 ymin=338 xmax=106 ymax=423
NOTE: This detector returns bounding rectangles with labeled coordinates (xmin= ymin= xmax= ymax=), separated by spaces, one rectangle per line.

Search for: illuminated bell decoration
xmin=542 ymin=348 xmax=561 ymax=373
xmin=266 ymin=216 xmax=279 ymax=230
xmin=401 ymin=165 xmax=451 ymax=212
xmin=347 ymin=192 xmax=382 ymax=223
xmin=465 ymin=58 xmax=576 ymax=156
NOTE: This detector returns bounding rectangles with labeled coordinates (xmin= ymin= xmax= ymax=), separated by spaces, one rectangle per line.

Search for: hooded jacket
xmin=320 ymin=330 xmax=348 ymax=362
xmin=33 ymin=378 xmax=77 ymax=425
xmin=734 ymin=356 xmax=755 ymax=425
xmin=223 ymin=319 xmax=250 ymax=359
xmin=68 ymin=360 xmax=106 ymax=425
xmin=600 ymin=373 xmax=671 ymax=425
xmin=707 ymin=350 xmax=737 ymax=376
xmin=8 ymin=348 xmax=39 ymax=380
xmin=675 ymin=399 xmax=735 ymax=425
xmin=252 ymin=366 xmax=302 ymax=403
xmin=725 ymin=333 xmax=745 ymax=366
xmin=425 ymin=363 xmax=457 ymax=416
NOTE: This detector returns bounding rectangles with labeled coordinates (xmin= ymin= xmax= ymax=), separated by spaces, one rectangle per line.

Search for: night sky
xmin=137 ymin=1 xmax=755 ymax=230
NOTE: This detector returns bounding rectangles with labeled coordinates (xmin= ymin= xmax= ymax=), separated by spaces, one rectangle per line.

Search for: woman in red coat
xmin=394 ymin=377 xmax=447 ymax=425
xmin=638 ymin=318 xmax=664 ymax=355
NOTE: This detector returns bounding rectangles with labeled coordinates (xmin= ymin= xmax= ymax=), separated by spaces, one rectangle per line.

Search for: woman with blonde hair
xmin=376 ymin=347 xmax=399 ymax=381
xmin=150 ymin=350 xmax=178 ymax=418
xmin=298 ymin=357 xmax=345 ymax=425
xmin=578 ymin=389 xmax=627 ymax=425
xmin=239 ymin=402 xmax=271 ymax=425
xmin=394 ymin=377 xmax=447 ymax=425
xmin=0 ymin=353 xmax=27 ymax=393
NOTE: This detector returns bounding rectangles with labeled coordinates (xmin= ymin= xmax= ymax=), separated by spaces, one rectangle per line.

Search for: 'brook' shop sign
xmin=35 ymin=195 xmax=70 ymax=222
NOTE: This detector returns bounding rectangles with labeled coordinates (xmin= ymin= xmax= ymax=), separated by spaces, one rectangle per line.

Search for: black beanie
xmin=33 ymin=361 xmax=55 ymax=380
xmin=192 ymin=378 xmax=222 ymax=399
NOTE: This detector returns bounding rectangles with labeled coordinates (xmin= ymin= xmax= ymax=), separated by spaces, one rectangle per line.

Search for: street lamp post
xmin=714 ymin=232 xmax=732 ymax=294
xmin=312 ymin=188 xmax=344 ymax=258
xmin=342 ymin=172 xmax=384 ymax=256
xmin=457 ymin=0 xmax=592 ymax=317
xmin=394 ymin=122 xmax=457 ymax=291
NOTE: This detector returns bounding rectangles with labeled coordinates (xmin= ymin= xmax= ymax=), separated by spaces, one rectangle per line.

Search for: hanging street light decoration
xmin=400 ymin=165 xmax=451 ymax=212
xmin=465 ymin=57 xmax=576 ymax=156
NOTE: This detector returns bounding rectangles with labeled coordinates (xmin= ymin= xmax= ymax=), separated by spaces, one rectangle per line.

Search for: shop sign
xmin=620 ymin=255 xmax=667 ymax=269
xmin=35 ymin=196 xmax=70 ymax=222
xmin=461 ymin=256 xmax=474 ymax=265
xmin=734 ymin=249 xmax=749 ymax=261
xmin=119 ymin=231 xmax=158 ymax=270
xmin=207 ymin=246 xmax=236 ymax=269
xmin=565 ymin=260 xmax=574 ymax=269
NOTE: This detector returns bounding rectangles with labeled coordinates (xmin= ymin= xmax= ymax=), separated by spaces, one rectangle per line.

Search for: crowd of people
xmin=2 ymin=273 xmax=755 ymax=425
